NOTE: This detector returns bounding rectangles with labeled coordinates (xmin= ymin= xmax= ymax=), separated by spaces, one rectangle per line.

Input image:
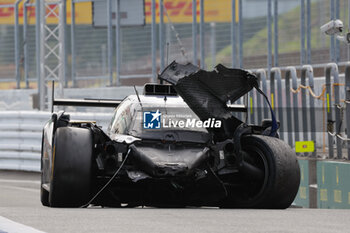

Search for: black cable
xmin=254 ymin=86 xmax=278 ymax=136
xmin=80 ymin=149 xmax=131 ymax=208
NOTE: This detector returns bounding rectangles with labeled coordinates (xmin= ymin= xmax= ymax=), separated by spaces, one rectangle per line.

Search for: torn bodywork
xmin=159 ymin=61 xmax=259 ymax=141
xmin=158 ymin=62 xmax=270 ymax=187
xmin=41 ymin=62 xmax=300 ymax=209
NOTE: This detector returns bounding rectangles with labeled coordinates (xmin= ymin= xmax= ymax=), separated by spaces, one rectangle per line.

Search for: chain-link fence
xmin=0 ymin=0 xmax=350 ymax=88
xmin=0 ymin=2 xmax=16 ymax=82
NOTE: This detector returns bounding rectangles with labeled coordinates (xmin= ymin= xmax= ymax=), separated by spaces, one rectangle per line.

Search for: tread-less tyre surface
xmin=223 ymin=135 xmax=300 ymax=209
xmin=40 ymin=186 xmax=50 ymax=207
xmin=49 ymin=127 xmax=93 ymax=207
xmin=40 ymin=133 xmax=50 ymax=207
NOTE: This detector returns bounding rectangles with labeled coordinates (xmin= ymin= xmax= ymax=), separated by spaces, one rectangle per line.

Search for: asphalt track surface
xmin=0 ymin=171 xmax=349 ymax=233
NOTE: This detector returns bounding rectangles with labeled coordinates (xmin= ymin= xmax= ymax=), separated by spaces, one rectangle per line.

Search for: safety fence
xmin=0 ymin=111 xmax=112 ymax=172
xmin=0 ymin=0 xmax=349 ymax=88
xmin=247 ymin=62 xmax=350 ymax=160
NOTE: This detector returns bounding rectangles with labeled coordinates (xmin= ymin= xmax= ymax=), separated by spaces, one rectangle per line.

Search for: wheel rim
xmin=239 ymin=145 xmax=269 ymax=202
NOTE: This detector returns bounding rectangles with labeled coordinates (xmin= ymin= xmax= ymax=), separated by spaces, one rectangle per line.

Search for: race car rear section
xmin=93 ymin=139 xmax=228 ymax=207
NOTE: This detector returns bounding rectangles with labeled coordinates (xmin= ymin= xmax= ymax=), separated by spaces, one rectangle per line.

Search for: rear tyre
xmin=223 ymin=135 xmax=300 ymax=209
xmin=49 ymin=127 xmax=93 ymax=207
xmin=41 ymin=187 xmax=50 ymax=207
xmin=40 ymin=132 xmax=50 ymax=207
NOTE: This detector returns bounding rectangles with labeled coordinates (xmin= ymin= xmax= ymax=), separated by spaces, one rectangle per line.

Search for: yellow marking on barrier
xmin=327 ymin=93 xmax=330 ymax=113
xmin=336 ymin=166 xmax=339 ymax=185
xmin=334 ymin=190 xmax=342 ymax=203
xmin=250 ymin=97 xmax=253 ymax=115
xmin=271 ymin=93 xmax=274 ymax=110
xmin=300 ymin=164 xmax=304 ymax=182
xmin=320 ymin=189 xmax=328 ymax=201
xmin=235 ymin=0 xmax=239 ymax=23
xmin=295 ymin=141 xmax=315 ymax=153
xmin=322 ymin=165 xmax=325 ymax=184
xmin=348 ymin=192 xmax=350 ymax=204
xmin=299 ymin=186 xmax=307 ymax=199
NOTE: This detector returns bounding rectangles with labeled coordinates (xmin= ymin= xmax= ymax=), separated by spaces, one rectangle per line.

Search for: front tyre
xmin=49 ymin=127 xmax=93 ymax=207
xmin=224 ymin=135 xmax=300 ymax=209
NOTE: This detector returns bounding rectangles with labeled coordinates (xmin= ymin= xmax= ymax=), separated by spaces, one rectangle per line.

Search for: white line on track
xmin=0 ymin=216 xmax=45 ymax=233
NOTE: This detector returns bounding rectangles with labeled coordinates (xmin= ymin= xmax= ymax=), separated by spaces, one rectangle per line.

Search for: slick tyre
xmin=41 ymin=187 xmax=50 ymax=207
xmin=224 ymin=135 xmax=300 ymax=209
xmin=49 ymin=127 xmax=93 ymax=207
xmin=40 ymin=132 xmax=50 ymax=207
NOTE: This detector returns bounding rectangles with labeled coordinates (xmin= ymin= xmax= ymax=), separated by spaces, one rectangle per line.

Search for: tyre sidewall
xmin=49 ymin=127 xmax=93 ymax=207
xmin=239 ymin=135 xmax=300 ymax=208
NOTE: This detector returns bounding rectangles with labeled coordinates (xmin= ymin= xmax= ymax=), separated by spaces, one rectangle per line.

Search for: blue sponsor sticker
xmin=143 ymin=110 xmax=161 ymax=129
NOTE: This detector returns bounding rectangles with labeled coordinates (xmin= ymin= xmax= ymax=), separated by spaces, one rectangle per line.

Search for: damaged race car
xmin=41 ymin=61 xmax=300 ymax=208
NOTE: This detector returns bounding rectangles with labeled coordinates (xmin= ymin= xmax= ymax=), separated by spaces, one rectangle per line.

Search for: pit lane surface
xmin=0 ymin=171 xmax=349 ymax=233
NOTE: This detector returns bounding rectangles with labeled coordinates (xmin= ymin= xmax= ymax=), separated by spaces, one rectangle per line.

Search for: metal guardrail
xmin=249 ymin=63 xmax=350 ymax=160
xmin=284 ymin=67 xmax=293 ymax=147
xmin=0 ymin=111 xmax=112 ymax=172
xmin=325 ymin=63 xmax=341 ymax=159
xmin=258 ymin=63 xmax=350 ymax=159
xmin=270 ymin=68 xmax=284 ymax=140
xmin=345 ymin=63 xmax=350 ymax=159
xmin=0 ymin=111 xmax=48 ymax=171
xmin=301 ymin=65 xmax=316 ymax=157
